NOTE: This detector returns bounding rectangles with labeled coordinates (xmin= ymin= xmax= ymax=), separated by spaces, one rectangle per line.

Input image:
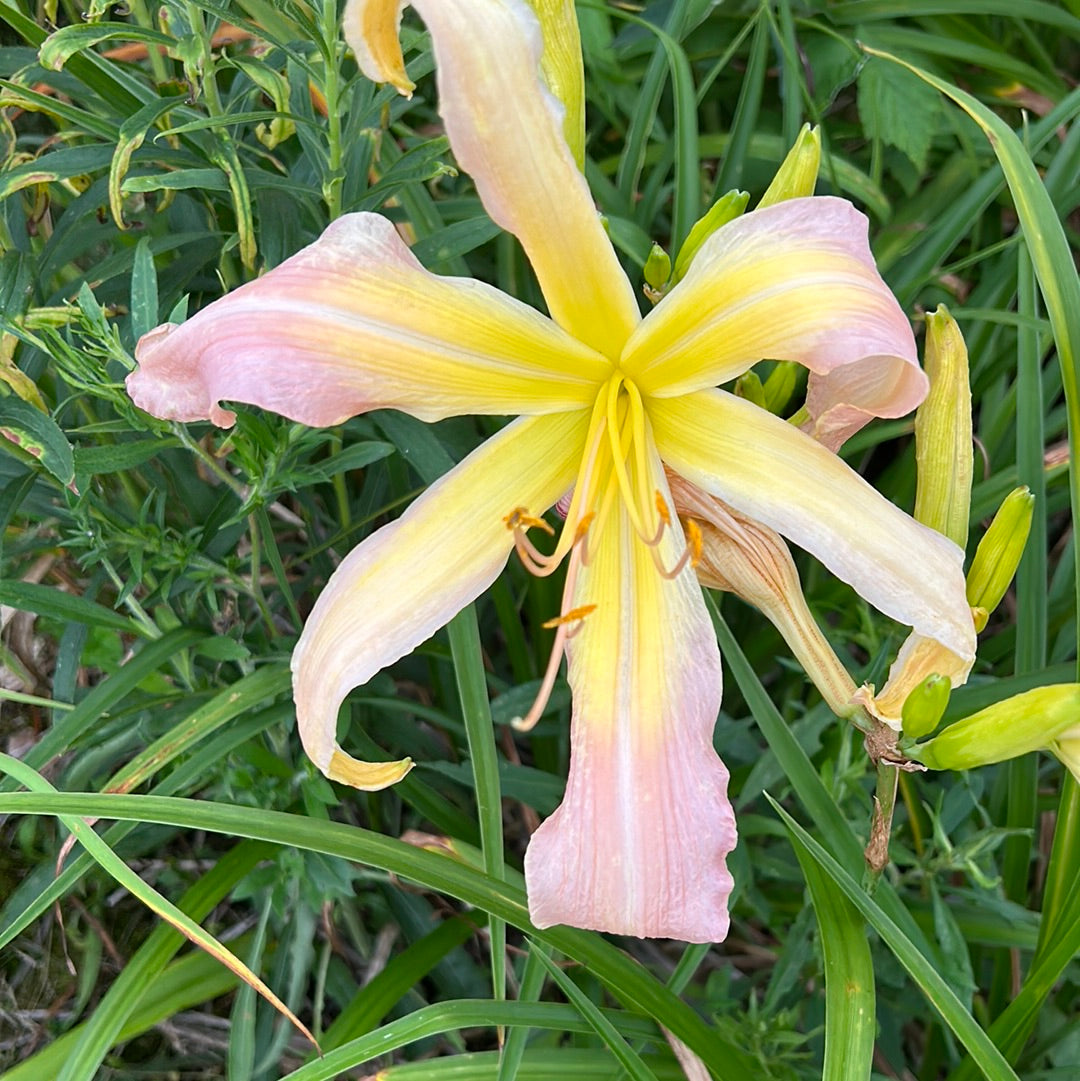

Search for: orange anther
xmin=503 ymin=507 xmax=554 ymax=535
xmin=655 ymin=491 xmax=672 ymax=527
xmin=687 ymin=519 xmax=703 ymax=568
xmin=573 ymin=512 xmax=596 ymax=543
xmin=541 ymin=604 xmax=597 ymax=629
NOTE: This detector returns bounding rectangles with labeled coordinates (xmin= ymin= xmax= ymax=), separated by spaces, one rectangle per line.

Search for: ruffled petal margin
xmin=127 ymin=214 xmax=610 ymax=428
xmin=293 ymin=410 xmax=589 ymax=787
xmin=525 ymin=436 xmax=736 ymax=941
xmin=622 ymin=197 xmax=924 ymax=447
xmin=650 ymin=389 xmax=975 ymax=666
xmin=343 ymin=0 xmax=639 ymax=359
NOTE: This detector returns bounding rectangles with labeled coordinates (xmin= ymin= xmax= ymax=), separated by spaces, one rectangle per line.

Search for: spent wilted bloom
xmin=126 ymin=0 xmax=974 ymax=940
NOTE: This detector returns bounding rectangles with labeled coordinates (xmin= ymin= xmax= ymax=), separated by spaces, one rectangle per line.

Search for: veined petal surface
xmin=127 ymin=214 xmax=610 ymax=428
xmin=621 ymin=198 xmax=925 ymax=438
xmin=344 ymin=0 xmax=639 ymax=359
xmin=651 ymin=389 xmax=975 ymax=664
xmin=293 ymin=410 xmax=588 ymax=785
xmin=525 ymin=436 xmax=736 ymax=941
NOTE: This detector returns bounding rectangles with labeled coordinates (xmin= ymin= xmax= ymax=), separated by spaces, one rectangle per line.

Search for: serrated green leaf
xmin=858 ymin=57 xmax=942 ymax=172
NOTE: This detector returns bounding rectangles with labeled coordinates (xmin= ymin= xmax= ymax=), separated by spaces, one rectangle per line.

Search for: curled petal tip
xmin=127 ymin=322 xmax=238 ymax=427
xmin=344 ymin=0 xmax=416 ymax=96
xmin=327 ymin=749 xmax=414 ymax=790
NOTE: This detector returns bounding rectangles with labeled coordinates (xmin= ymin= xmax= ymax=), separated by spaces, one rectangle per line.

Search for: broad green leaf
xmin=787 ymin=831 xmax=875 ymax=1081
xmin=0 ymin=393 xmax=74 ymax=488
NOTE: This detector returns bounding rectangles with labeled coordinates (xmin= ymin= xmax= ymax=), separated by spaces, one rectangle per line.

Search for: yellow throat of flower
xmin=503 ymin=374 xmax=703 ymax=731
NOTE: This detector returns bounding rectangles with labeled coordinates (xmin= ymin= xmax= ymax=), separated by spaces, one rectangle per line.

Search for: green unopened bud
xmin=672 ymin=189 xmax=749 ymax=282
xmin=914 ymin=684 xmax=1080 ymax=771
xmin=526 ymin=0 xmax=586 ymax=167
xmin=965 ymin=486 xmax=1035 ymax=631
xmin=758 ymin=124 xmax=821 ymax=208
xmin=1052 ymin=732 xmax=1080 ymax=785
xmin=901 ymin=673 xmax=951 ymax=739
xmin=913 ymin=305 xmax=973 ymax=548
xmin=734 ymin=371 xmax=767 ymax=409
xmin=643 ymin=243 xmax=671 ymax=294
xmin=762 ymin=361 xmax=799 ymax=415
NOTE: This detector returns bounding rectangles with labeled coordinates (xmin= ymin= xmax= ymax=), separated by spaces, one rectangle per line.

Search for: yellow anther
xmin=655 ymin=491 xmax=672 ymax=527
xmin=542 ymin=604 xmax=597 ymax=629
xmin=503 ymin=507 xmax=555 ymax=535
xmin=686 ymin=519 xmax=703 ymax=568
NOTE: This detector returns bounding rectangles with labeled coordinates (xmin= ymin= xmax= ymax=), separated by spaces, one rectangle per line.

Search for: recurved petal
xmin=856 ymin=630 xmax=975 ymax=731
xmin=651 ymin=389 xmax=975 ymax=665
xmin=126 ymin=213 xmax=609 ymax=428
xmin=293 ymin=409 xmax=588 ymax=786
xmin=344 ymin=0 xmax=639 ymax=359
xmin=524 ymin=437 xmax=736 ymax=941
xmin=621 ymin=198 xmax=925 ymax=438
xmin=344 ymin=0 xmax=414 ymax=94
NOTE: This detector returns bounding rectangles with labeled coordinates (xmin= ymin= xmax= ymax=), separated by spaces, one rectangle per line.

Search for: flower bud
xmin=762 ymin=361 xmax=799 ymax=415
xmin=734 ymin=370 xmax=767 ymax=409
xmin=758 ymin=123 xmax=821 ymax=208
xmin=672 ymin=189 xmax=749 ymax=282
xmin=913 ymin=305 xmax=973 ymax=548
xmin=643 ymin=243 xmax=671 ymax=295
xmin=913 ymin=684 xmax=1080 ymax=771
xmin=900 ymin=673 xmax=951 ymax=739
xmin=965 ymin=486 xmax=1035 ymax=632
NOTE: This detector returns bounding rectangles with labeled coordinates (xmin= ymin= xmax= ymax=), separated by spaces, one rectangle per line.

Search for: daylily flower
xmin=126 ymin=0 xmax=975 ymax=941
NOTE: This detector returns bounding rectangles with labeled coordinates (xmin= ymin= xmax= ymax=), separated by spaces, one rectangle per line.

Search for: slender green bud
xmin=758 ymin=124 xmax=821 ymax=208
xmin=762 ymin=361 xmax=799 ymax=415
xmin=914 ymin=684 xmax=1080 ymax=771
xmin=643 ymin=243 xmax=671 ymax=292
xmin=526 ymin=0 xmax=586 ymax=168
xmin=900 ymin=673 xmax=951 ymax=740
xmin=913 ymin=305 xmax=973 ymax=548
xmin=672 ymin=189 xmax=749 ymax=282
xmin=734 ymin=371 xmax=767 ymax=409
xmin=965 ymin=486 xmax=1035 ymax=631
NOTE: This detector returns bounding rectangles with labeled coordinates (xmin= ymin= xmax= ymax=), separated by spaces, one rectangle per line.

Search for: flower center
xmin=503 ymin=373 xmax=702 ymax=731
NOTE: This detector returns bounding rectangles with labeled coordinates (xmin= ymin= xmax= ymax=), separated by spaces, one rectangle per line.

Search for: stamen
xmin=654 ymin=518 xmax=704 ymax=580
xmin=655 ymin=491 xmax=672 ymax=527
xmin=541 ymin=604 xmax=596 ymax=629
xmin=503 ymin=507 xmax=555 ymax=535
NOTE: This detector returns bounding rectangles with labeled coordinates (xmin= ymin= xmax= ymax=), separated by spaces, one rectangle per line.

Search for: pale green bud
xmin=914 ymin=684 xmax=1080 ymax=771
xmin=762 ymin=361 xmax=799 ymax=415
xmin=734 ymin=371 xmax=767 ymax=409
xmin=965 ymin=486 xmax=1035 ymax=632
xmin=526 ymin=0 xmax=586 ymax=168
xmin=672 ymin=189 xmax=749 ymax=282
xmin=758 ymin=124 xmax=821 ymax=208
xmin=900 ymin=673 xmax=951 ymax=740
xmin=913 ymin=305 xmax=973 ymax=548
xmin=643 ymin=243 xmax=671 ymax=293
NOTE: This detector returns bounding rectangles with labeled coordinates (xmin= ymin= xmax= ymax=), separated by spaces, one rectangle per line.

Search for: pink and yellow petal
xmin=127 ymin=213 xmax=609 ymax=428
xmin=524 ymin=436 xmax=736 ymax=941
xmin=344 ymin=0 xmax=638 ymax=359
xmin=344 ymin=0 xmax=414 ymax=94
xmin=650 ymin=389 xmax=975 ymax=665
xmin=621 ymin=198 xmax=924 ymax=431
xmin=294 ymin=410 xmax=589 ymax=787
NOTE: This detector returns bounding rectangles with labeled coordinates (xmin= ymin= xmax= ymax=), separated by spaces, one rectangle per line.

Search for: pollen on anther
xmin=654 ymin=491 xmax=672 ymax=527
xmin=687 ymin=519 xmax=703 ymax=568
xmin=541 ymin=604 xmax=597 ymax=629
xmin=503 ymin=507 xmax=555 ymax=535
